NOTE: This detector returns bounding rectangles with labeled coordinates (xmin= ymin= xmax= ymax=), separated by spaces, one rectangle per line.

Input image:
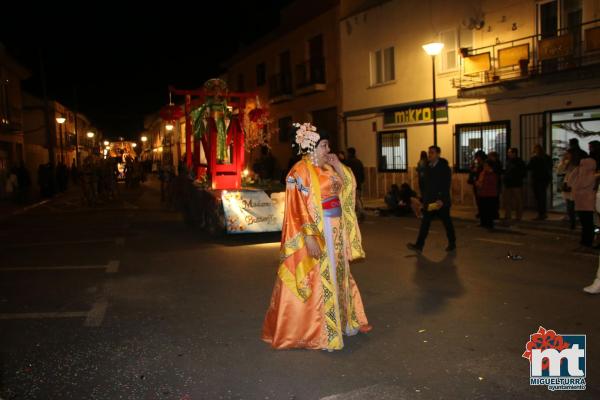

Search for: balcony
xmin=268 ymin=73 xmax=293 ymax=104
xmin=453 ymin=19 xmax=600 ymax=98
xmin=295 ymin=58 xmax=327 ymax=95
xmin=0 ymin=105 xmax=23 ymax=133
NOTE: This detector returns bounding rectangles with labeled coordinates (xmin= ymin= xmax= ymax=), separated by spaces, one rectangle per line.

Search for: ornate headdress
xmin=293 ymin=122 xmax=320 ymax=155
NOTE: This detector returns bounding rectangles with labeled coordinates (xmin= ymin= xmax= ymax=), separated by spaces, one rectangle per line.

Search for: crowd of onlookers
xmin=379 ymin=138 xmax=600 ymax=251
xmin=0 ymin=155 xmax=147 ymax=208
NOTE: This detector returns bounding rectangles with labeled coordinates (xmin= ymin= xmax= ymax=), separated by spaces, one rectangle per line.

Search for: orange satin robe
xmin=262 ymin=158 xmax=369 ymax=350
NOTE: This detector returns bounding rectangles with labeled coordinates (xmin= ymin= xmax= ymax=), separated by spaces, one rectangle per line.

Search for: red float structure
xmin=167 ymin=84 xmax=258 ymax=190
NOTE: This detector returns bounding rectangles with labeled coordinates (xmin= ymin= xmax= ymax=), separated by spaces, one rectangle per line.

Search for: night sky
xmin=1 ymin=1 xmax=291 ymax=139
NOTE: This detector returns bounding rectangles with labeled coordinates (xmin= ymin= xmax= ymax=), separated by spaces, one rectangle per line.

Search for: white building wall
xmin=341 ymin=0 xmax=600 ymax=200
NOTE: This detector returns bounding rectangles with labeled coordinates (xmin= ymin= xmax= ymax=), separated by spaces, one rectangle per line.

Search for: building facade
xmin=0 ymin=44 xmax=29 ymax=193
xmin=22 ymin=93 xmax=98 ymax=188
xmin=225 ymin=0 xmax=341 ymax=178
xmin=341 ymin=0 xmax=600 ymax=210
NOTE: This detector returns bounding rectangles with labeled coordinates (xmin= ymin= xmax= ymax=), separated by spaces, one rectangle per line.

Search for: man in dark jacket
xmin=527 ymin=144 xmax=553 ymax=220
xmin=503 ymin=148 xmax=526 ymax=222
xmin=345 ymin=147 xmax=365 ymax=189
xmin=407 ymin=145 xmax=456 ymax=252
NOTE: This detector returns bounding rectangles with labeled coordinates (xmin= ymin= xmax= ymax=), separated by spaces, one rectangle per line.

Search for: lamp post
xmin=86 ymin=131 xmax=95 ymax=153
xmin=422 ymin=42 xmax=444 ymax=146
xmin=55 ymin=116 xmax=66 ymax=162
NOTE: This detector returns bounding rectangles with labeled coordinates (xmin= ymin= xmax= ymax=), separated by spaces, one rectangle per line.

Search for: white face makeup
xmin=314 ymin=139 xmax=330 ymax=166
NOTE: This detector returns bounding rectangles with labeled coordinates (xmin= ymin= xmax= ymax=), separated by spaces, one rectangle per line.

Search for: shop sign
xmin=383 ymin=100 xmax=448 ymax=127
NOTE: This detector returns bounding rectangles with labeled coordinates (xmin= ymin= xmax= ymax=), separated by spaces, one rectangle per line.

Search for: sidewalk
xmin=363 ymin=198 xmax=574 ymax=233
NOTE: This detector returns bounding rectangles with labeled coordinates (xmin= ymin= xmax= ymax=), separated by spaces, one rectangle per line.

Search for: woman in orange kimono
xmin=262 ymin=123 xmax=371 ymax=351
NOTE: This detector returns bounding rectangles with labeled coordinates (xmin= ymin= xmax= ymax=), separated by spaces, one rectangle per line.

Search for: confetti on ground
xmin=418 ymin=329 xmax=426 ymax=333
xmin=478 ymin=377 xmax=484 ymax=381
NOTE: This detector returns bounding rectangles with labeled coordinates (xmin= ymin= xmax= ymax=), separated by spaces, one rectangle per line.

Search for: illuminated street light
xmin=422 ymin=42 xmax=444 ymax=56
xmin=165 ymin=123 xmax=174 ymax=131
xmin=132 ymin=143 xmax=137 ymax=148
xmin=141 ymin=136 xmax=148 ymax=142
xmin=104 ymin=140 xmax=110 ymax=146
xmin=86 ymin=132 xmax=95 ymax=138
xmin=55 ymin=116 xmax=66 ymax=162
xmin=422 ymin=42 xmax=444 ymax=146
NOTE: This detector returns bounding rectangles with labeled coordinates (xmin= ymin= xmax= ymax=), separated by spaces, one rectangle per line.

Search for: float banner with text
xmin=222 ymin=190 xmax=285 ymax=234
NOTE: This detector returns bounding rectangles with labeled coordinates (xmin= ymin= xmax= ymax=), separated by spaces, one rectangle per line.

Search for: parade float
xmin=166 ymin=79 xmax=284 ymax=235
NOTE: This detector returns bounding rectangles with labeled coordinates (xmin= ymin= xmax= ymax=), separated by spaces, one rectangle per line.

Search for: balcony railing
xmin=295 ymin=57 xmax=326 ymax=88
xmin=268 ymin=73 xmax=293 ymax=100
xmin=453 ymin=18 xmax=600 ymax=91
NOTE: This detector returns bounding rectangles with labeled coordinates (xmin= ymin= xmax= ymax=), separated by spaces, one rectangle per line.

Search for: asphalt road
xmin=0 ymin=181 xmax=598 ymax=399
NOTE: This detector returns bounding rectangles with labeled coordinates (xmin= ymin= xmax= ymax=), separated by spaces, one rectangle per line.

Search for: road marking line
xmin=1 ymin=260 xmax=120 ymax=274
xmin=12 ymin=199 xmax=52 ymax=215
xmin=1 ymin=265 xmax=105 ymax=272
xmin=84 ymin=299 xmax=108 ymax=327
xmin=0 ymin=311 xmax=88 ymax=320
xmin=476 ymin=238 xmax=523 ymax=246
xmin=5 ymin=238 xmax=119 ymax=248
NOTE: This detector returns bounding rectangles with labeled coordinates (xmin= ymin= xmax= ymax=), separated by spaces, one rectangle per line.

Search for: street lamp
xmin=132 ymin=143 xmax=137 ymax=148
xmin=422 ymin=42 xmax=444 ymax=146
xmin=141 ymin=136 xmax=148 ymax=142
xmin=165 ymin=123 xmax=174 ymax=131
xmin=86 ymin=131 xmax=95 ymax=138
xmin=103 ymin=140 xmax=110 ymax=146
xmin=55 ymin=116 xmax=66 ymax=162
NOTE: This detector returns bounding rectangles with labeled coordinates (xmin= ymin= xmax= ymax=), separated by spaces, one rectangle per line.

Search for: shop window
xmin=456 ymin=121 xmax=510 ymax=171
xmin=370 ymin=46 xmax=395 ymax=86
xmin=378 ymin=130 xmax=407 ymax=172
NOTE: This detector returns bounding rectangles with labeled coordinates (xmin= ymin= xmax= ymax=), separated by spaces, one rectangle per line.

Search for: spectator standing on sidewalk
xmin=476 ymin=160 xmax=499 ymax=229
xmin=71 ymin=160 xmax=79 ymax=185
xmin=567 ymin=155 xmax=597 ymax=249
xmin=503 ymin=148 xmax=527 ymax=224
xmin=5 ymin=167 xmax=18 ymax=202
xmin=16 ymin=162 xmax=31 ymax=204
xmin=487 ymin=151 xmax=503 ymax=220
xmin=468 ymin=150 xmax=486 ymax=218
xmin=345 ymin=147 xmax=365 ymax=221
xmin=557 ymin=149 xmax=578 ymax=230
xmin=407 ymin=145 xmax=456 ymax=253
xmin=569 ymin=138 xmax=588 ymax=162
xmin=56 ymin=161 xmax=69 ymax=193
xmin=527 ymin=145 xmax=553 ymax=220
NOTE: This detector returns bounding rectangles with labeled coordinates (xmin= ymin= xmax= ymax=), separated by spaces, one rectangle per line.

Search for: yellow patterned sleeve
xmin=339 ymin=164 xmax=366 ymax=260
